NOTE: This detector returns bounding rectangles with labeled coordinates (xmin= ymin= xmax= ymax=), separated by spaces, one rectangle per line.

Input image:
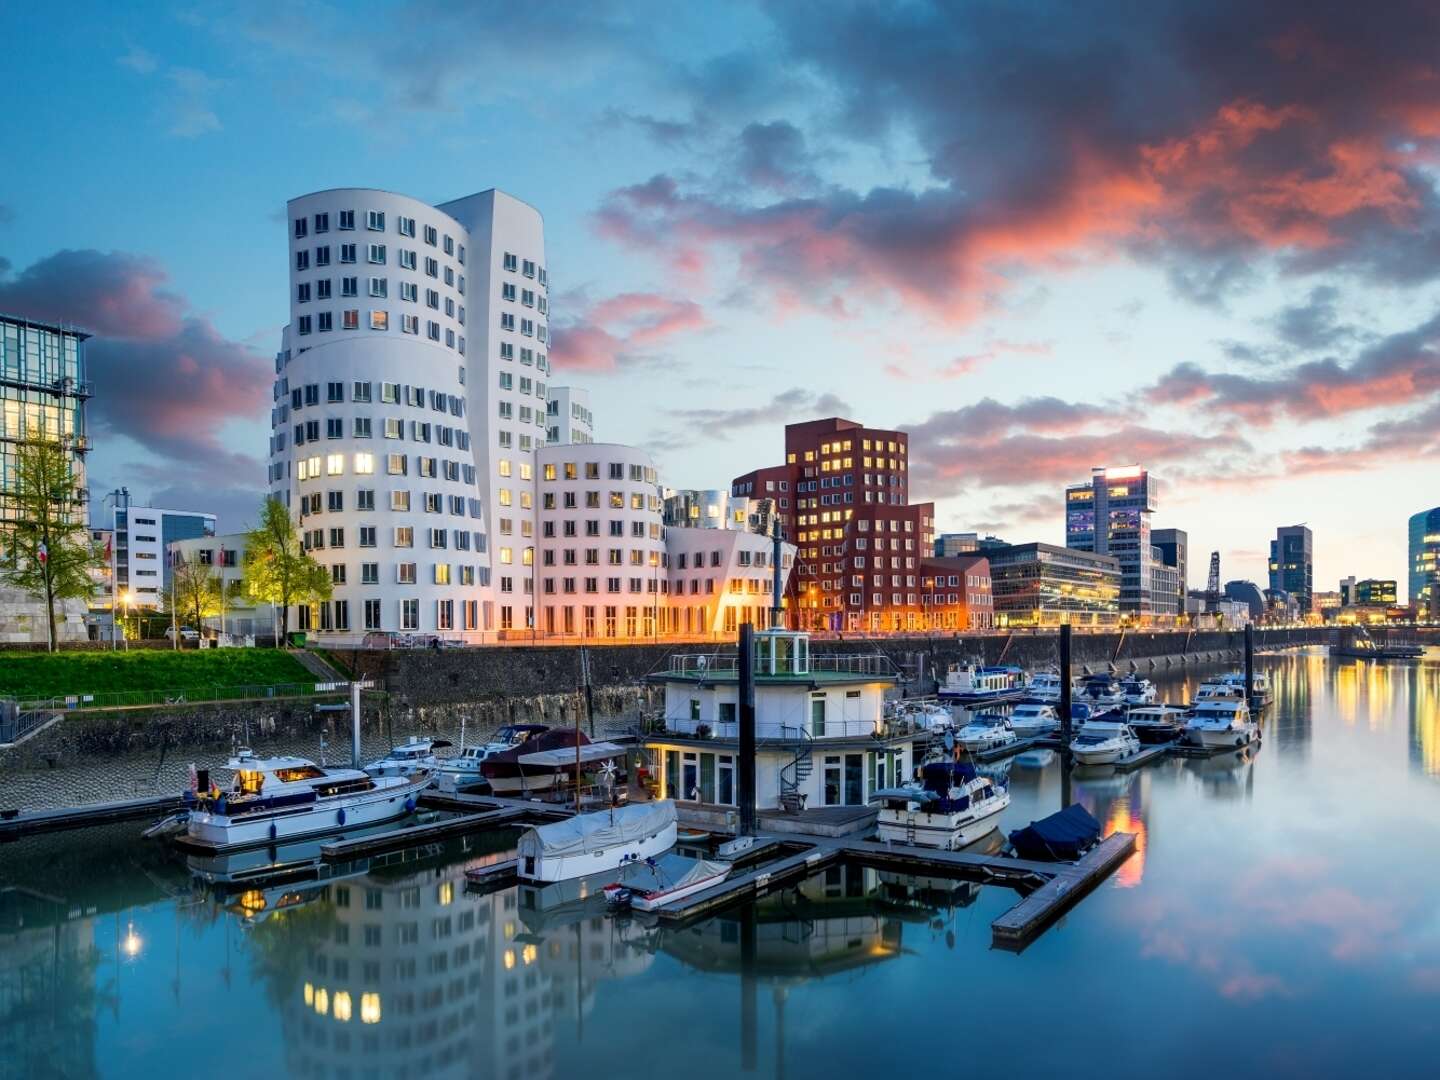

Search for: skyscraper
xmin=1268 ymin=524 xmax=1314 ymax=615
xmin=1150 ymin=527 xmax=1187 ymax=613
xmin=1410 ymin=507 xmax=1440 ymax=617
xmin=1064 ymin=465 xmax=1166 ymax=616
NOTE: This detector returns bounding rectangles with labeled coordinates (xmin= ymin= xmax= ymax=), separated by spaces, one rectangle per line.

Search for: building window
xmin=367 ymin=210 xmax=385 ymax=231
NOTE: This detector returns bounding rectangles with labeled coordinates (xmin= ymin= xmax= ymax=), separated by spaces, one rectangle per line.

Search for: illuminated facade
xmin=986 ymin=542 xmax=1122 ymax=627
xmin=918 ymin=556 xmax=994 ymax=630
xmin=1268 ymin=524 xmax=1314 ymax=615
xmin=1409 ymin=507 xmax=1440 ymax=618
xmin=1065 ymin=465 xmax=1169 ymax=616
xmin=731 ymin=417 xmax=935 ymax=632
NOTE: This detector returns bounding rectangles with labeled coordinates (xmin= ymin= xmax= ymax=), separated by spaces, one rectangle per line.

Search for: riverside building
xmin=986 ymin=542 xmax=1122 ymax=627
xmin=1064 ymin=465 xmax=1168 ymax=617
xmin=1268 ymin=524 xmax=1314 ymax=616
xmin=1409 ymin=507 xmax=1440 ymax=618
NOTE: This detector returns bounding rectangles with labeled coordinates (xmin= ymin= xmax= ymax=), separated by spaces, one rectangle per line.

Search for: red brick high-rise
xmin=732 ymin=417 xmax=936 ymax=631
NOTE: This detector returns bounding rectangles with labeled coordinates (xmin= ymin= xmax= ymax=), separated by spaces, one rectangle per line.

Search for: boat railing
xmin=657 ymin=714 xmax=898 ymax=741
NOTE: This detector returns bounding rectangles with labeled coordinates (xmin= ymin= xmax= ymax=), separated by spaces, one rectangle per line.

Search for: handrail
xmin=3 ymin=680 xmax=353 ymax=714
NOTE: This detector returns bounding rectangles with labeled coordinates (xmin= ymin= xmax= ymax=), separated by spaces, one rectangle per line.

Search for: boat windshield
xmin=273 ymin=766 xmax=325 ymax=783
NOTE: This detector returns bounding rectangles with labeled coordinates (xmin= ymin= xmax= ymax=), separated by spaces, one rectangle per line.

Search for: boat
xmin=516 ymin=799 xmax=677 ymax=883
xmin=1330 ymin=626 xmax=1425 ymax=661
xmin=1068 ymin=719 xmax=1140 ymax=765
xmin=938 ymin=664 xmax=1028 ymax=705
xmin=895 ymin=699 xmax=954 ymax=733
xmin=871 ymin=761 xmax=1011 ymax=850
xmin=1008 ymin=803 xmax=1102 ymax=862
xmin=182 ymin=750 xmax=431 ymax=851
xmin=1076 ymin=673 xmax=1125 ymax=708
xmin=1008 ymin=701 xmax=1060 ymax=737
xmin=602 ymin=852 xmax=732 ymax=910
xmin=1028 ymin=670 xmax=1066 ymax=704
xmin=434 ymin=723 xmax=549 ymax=791
xmin=1218 ymin=671 xmax=1273 ymax=706
xmin=1118 ymin=676 xmax=1157 ymax=706
xmin=481 ymin=727 xmax=629 ymax=796
xmin=1192 ymin=679 xmax=1245 ymax=705
xmin=363 ymin=735 xmax=452 ymax=779
xmin=955 ymin=714 xmax=1017 ymax=752
xmin=1184 ymin=698 xmax=1258 ymax=749
xmin=1124 ymin=705 xmax=1189 ymax=744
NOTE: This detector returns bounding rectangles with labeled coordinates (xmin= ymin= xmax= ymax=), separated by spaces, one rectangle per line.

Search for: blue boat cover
xmin=1008 ymin=804 xmax=1101 ymax=862
xmin=922 ymin=761 xmax=977 ymax=792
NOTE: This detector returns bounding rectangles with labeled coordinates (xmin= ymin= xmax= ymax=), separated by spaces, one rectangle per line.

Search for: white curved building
xmin=270 ymin=188 xmax=549 ymax=636
xmin=534 ymin=443 xmax=666 ymax=639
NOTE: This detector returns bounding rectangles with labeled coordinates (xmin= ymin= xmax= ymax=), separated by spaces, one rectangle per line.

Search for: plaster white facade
xmin=545 ymin=386 xmax=593 ymax=445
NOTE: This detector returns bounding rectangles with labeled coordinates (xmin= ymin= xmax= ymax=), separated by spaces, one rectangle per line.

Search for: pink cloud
xmin=552 ymin=291 xmax=707 ymax=374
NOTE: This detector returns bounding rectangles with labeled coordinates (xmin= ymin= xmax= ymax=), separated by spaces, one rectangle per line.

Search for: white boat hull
xmin=1071 ymin=746 xmax=1128 ymax=765
xmin=959 ymin=733 xmax=1016 ymax=752
xmin=519 ymin=820 xmax=676 ymax=884
xmin=1190 ymin=725 xmax=1258 ymax=748
xmin=1009 ymin=720 xmax=1058 ymax=737
xmin=628 ymin=868 xmax=731 ymax=911
xmin=876 ymin=795 xmax=1009 ymax=850
xmin=186 ymin=773 xmax=430 ymax=850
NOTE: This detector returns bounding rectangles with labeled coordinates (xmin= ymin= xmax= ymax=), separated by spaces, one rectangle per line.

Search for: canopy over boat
xmin=922 ymin=761 xmax=977 ymax=791
xmin=620 ymin=852 xmax=729 ymax=895
xmin=1008 ymin=804 xmax=1101 ymax=862
xmin=517 ymin=800 xmax=676 ymax=861
xmin=515 ymin=741 xmax=628 ymax=768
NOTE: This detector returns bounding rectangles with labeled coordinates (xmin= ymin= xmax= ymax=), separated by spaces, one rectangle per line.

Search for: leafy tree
xmin=0 ymin=436 xmax=100 ymax=651
xmin=172 ymin=556 xmax=223 ymax=632
xmin=242 ymin=496 xmax=331 ymax=643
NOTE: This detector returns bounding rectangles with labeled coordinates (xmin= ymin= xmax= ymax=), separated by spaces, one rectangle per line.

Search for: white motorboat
xmin=434 ymin=723 xmax=550 ymax=791
xmin=939 ymin=664 xmax=1028 ymax=705
xmin=603 ymin=852 xmax=732 ymax=911
xmin=872 ymin=761 xmax=1011 ymax=850
xmin=516 ymin=799 xmax=678 ymax=884
xmin=1193 ymin=680 xmax=1245 ymax=705
xmin=364 ymin=735 xmax=452 ymax=779
xmin=1185 ymin=699 xmax=1258 ymax=749
xmin=1008 ymin=702 xmax=1060 ymax=737
xmin=1118 ymin=676 xmax=1157 ymax=706
xmin=1124 ymin=705 xmax=1189 ymax=744
xmin=1077 ymin=674 xmax=1125 ymax=708
xmin=955 ymin=715 xmax=1017 ymax=752
xmin=1068 ymin=720 xmax=1140 ymax=765
xmin=1219 ymin=671 xmax=1273 ymax=706
xmin=895 ymin=700 xmax=954 ymax=733
xmin=1028 ymin=670 xmax=1065 ymax=704
xmin=184 ymin=750 xmax=431 ymax=851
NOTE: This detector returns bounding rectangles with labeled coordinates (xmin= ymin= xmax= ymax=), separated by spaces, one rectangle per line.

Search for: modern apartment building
xmin=271 ymin=188 xmax=549 ymax=636
xmin=1064 ymin=465 xmax=1163 ymax=616
xmin=168 ymin=532 xmax=278 ymax=637
xmin=986 ymin=542 xmax=1123 ymax=627
xmin=1268 ymin=524 xmax=1314 ymax=615
xmin=545 ymin=386 xmax=594 ymax=445
xmin=1409 ymin=507 xmax=1440 ymax=617
xmin=919 ymin=555 xmax=994 ymax=630
xmin=108 ymin=496 xmax=216 ymax=609
xmin=731 ymin=417 xmax=934 ymax=632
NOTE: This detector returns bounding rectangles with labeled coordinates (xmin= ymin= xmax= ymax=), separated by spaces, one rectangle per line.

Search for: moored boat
xmin=955 ymin=714 xmax=1017 ymax=752
xmin=516 ymin=799 xmax=678 ymax=884
xmin=1219 ymin=671 xmax=1273 ymax=706
xmin=1124 ymin=705 xmax=1189 ymax=744
xmin=434 ymin=723 xmax=549 ymax=792
xmin=939 ymin=664 xmax=1028 ymax=705
xmin=1068 ymin=720 xmax=1140 ymax=765
xmin=364 ymin=735 xmax=452 ymax=779
xmin=1118 ymin=676 xmax=1157 ymax=706
xmin=602 ymin=852 xmax=732 ymax=910
xmin=871 ymin=761 xmax=1011 ymax=850
xmin=1028 ymin=670 xmax=1066 ymax=704
xmin=184 ymin=750 xmax=430 ymax=851
xmin=481 ymin=727 xmax=628 ymax=795
xmin=1008 ymin=701 xmax=1060 ymax=737
xmin=1077 ymin=673 xmax=1125 ymax=708
xmin=1184 ymin=698 xmax=1258 ymax=749
xmin=1192 ymin=679 xmax=1245 ymax=705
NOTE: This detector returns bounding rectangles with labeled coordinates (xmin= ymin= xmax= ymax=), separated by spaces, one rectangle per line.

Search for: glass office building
xmin=1269 ymin=524 xmax=1314 ymax=615
xmin=1065 ymin=465 xmax=1164 ymax=615
xmin=1410 ymin=507 xmax=1440 ymax=618
xmin=987 ymin=542 xmax=1122 ymax=627
xmin=0 ymin=314 xmax=90 ymax=526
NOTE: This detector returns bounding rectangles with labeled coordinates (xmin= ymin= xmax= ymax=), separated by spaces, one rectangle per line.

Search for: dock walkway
xmin=0 ymin=794 xmax=183 ymax=841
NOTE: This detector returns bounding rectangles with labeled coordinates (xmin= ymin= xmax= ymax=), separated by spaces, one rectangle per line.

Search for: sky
xmin=2 ymin=0 xmax=1438 ymax=598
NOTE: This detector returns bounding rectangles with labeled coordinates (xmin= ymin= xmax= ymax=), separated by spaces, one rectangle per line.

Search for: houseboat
xmin=1068 ymin=720 xmax=1140 ymax=765
xmin=1185 ymin=699 xmax=1258 ymax=749
xmin=434 ymin=724 xmax=549 ymax=792
xmin=643 ymin=629 xmax=919 ymax=819
xmin=183 ymin=750 xmax=431 ymax=851
xmin=516 ymin=800 xmax=678 ymax=884
xmin=363 ymin=736 xmax=452 ymax=779
xmin=872 ymin=761 xmax=1010 ymax=849
xmin=480 ymin=728 xmax=628 ymax=796
xmin=938 ymin=664 xmax=1028 ymax=705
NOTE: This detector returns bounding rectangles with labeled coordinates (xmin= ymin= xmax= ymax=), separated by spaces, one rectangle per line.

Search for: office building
xmin=986 ymin=542 xmax=1122 ymax=627
xmin=104 ymin=493 xmax=215 ymax=610
xmin=1354 ymin=579 xmax=1397 ymax=606
xmin=1150 ymin=527 xmax=1187 ymax=614
xmin=1409 ymin=507 xmax=1440 ymax=617
xmin=1224 ymin=580 xmax=1265 ymax=619
xmin=1269 ymin=524 xmax=1314 ymax=615
xmin=1338 ymin=576 xmax=1357 ymax=607
xmin=1065 ymin=465 xmax=1162 ymax=616
xmin=732 ymin=417 xmax=935 ymax=632
xmin=545 ymin=386 xmax=594 ymax=445
xmin=935 ymin=532 xmax=978 ymax=557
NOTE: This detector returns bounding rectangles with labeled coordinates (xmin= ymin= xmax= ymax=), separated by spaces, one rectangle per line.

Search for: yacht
xmin=183 ymin=750 xmax=431 ymax=851
xmin=872 ymin=761 xmax=1011 ymax=850
xmin=1118 ymin=676 xmax=1157 ymax=706
xmin=1193 ymin=680 xmax=1245 ymax=705
xmin=1219 ymin=671 xmax=1273 ymax=706
xmin=1185 ymin=698 xmax=1258 ymax=749
xmin=1068 ymin=720 xmax=1140 ymax=765
xmin=895 ymin=700 xmax=954 ymax=733
xmin=955 ymin=714 xmax=1017 ymax=752
xmin=1008 ymin=701 xmax=1060 ymax=737
xmin=1028 ymin=670 xmax=1066 ymax=704
xmin=1077 ymin=674 xmax=1125 ymax=708
xmin=364 ymin=735 xmax=452 ymax=779
xmin=1124 ymin=705 xmax=1190 ymax=744
xmin=481 ymin=727 xmax=628 ymax=795
xmin=515 ymin=799 xmax=677 ymax=883
xmin=434 ymin=724 xmax=549 ymax=792
xmin=938 ymin=664 xmax=1028 ymax=705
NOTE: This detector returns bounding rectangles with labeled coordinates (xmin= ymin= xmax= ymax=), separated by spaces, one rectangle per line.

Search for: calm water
xmin=4 ymin=648 xmax=1440 ymax=1080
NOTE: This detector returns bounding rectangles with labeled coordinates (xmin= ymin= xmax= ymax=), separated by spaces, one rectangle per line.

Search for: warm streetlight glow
xmin=122 ymin=923 xmax=142 ymax=959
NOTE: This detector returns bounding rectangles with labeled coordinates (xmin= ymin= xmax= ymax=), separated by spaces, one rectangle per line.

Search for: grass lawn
xmin=0 ymin=649 xmax=314 ymax=700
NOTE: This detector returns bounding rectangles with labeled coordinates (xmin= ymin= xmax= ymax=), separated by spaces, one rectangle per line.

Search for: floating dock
xmin=0 ymin=793 xmax=184 ymax=841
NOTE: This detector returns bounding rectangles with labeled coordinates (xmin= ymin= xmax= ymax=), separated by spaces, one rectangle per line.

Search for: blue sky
xmin=3 ymin=1 xmax=1439 ymax=597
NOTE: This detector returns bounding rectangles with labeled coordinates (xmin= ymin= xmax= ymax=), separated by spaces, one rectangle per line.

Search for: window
xmin=367 ymin=210 xmax=385 ymax=231
xmin=367 ymin=244 xmax=386 ymax=264
xmin=294 ymin=217 xmax=308 ymax=239
xmin=368 ymin=277 xmax=387 ymax=297
xmin=425 ymin=256 xmax=439 ymax=278
xmin=522 ymin=259 xmax=535 ymax=278
xmin=295 ymin=249 xmax=309 ymax=271
xmin=397 ymin=215 xmax=416 ymax=237
xmin=297 ymin=282 xmax=311 ymax=304
xmin=364 ymin=598 xmax=381 ymax=629
xmin=501 ymin=313 xmax=515 ymax=331
xmin=400 ymin=281 xmax=418 ymax=302
xmin=361 ymin=562 xmax=379 ymax=584
xmin=398 ymin=248 xmax=416 ymax=270
xmin=338 ymin=209 xmax=355 ymax=230
xmin=313 ymin=212 xmax=329 ymax=233
xmin=341 ymin=275 xmax=358 ymax=296
xmin=354 ymin=452 xmax=374 ymax=474
xmin=502 ymin=282 xmax=516 ymax=302
xmin=359 ymin=526 xmax=377 ymax=547
xmin=503 ymin=252 xmax=518 ymax=271
xmin=340 ymin=243 xmax=356 ymax=264
xmin=317 ymin=312 xmax=332 ymax=332
xmin=317 ymin=279 xmax=332 ymax=300
xmin=387 ymin=453 xmax=407 ymax=475
xmin=297 ymin=315 xmax=312 ymax=335
xmin=400 ymin=598 xmax=419 ymax=629
xmin=353 ymin=380 xmax=372 ymax=402
xmin=370 ymin=310 xmax=388 ymax=330
xmin=395 ymin=527 xmax=414 ymax=548
xmin=424 ymin=224 xmax=438 ymax=246
xmin=314 ymin=246 xmax=330 ymax=267
xmin=402 ymin=314 xmax=419 ymax=335
xmin=343 ymin=309 xmax=359 ymax=330
xmin=356 ymin=488 xmax=375 ymax=510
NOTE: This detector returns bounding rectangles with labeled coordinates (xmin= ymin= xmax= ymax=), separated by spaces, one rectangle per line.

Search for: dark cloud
xmin=0 ymin=249 xmax=270 ymax=502
xmin=736 ymin=121 xmax=818 ymax=194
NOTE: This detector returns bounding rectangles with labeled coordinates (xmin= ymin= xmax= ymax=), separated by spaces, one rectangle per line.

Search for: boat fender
xmin=217 ymin=797 xmax=227 ymax=815
xmin=337 ymin=808 xmax=347 ymax=826
xmin=404 ymin=796 xmax=416 ymax=812
xmin=269 ymin=822 xmax=278 ymax=841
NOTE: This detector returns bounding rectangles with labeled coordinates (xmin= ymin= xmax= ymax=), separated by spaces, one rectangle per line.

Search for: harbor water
xmin=3 ymin=648 xmax=1439 ymax=1078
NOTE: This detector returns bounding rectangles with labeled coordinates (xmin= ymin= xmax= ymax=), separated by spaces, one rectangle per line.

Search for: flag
xmin=36 ymin=541 xmax=47 ymax=565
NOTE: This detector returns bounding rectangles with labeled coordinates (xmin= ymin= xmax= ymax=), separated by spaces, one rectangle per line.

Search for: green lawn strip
xmin=0 ymin=649 xmax=314 ymax=700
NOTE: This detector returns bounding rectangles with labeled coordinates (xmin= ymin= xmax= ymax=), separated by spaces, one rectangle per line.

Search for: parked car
xmin=165 ymin=626 xmax=200 ymax=642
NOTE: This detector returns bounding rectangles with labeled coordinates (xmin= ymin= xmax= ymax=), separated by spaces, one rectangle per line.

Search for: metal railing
xmin=663 ymin=652 xmax=895 ymax=677
xmin=4 ymin=680 xmax=351 ymax=714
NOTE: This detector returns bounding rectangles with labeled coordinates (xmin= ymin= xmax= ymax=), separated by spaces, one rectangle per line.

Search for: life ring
xmin=337 ymin=808 xmax=347 ymax=826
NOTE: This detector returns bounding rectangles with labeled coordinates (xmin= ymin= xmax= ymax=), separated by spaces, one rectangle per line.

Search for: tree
xmin=243 ymin=496 xmax=332 ymax=643
xmin=0 ymin=437 xmax=100 ymax=651
xmin=172 ymin=556 xmax=224 ymax=633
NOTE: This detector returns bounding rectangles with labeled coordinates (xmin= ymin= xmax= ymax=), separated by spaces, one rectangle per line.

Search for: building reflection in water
xmin=1265 ymin=653 xmax=1319 ymax=757
xmin=1407 ymin=657 xmax=1440 ymax=778
xmin=1070 ymin=767 xmax=1150 ymax=889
